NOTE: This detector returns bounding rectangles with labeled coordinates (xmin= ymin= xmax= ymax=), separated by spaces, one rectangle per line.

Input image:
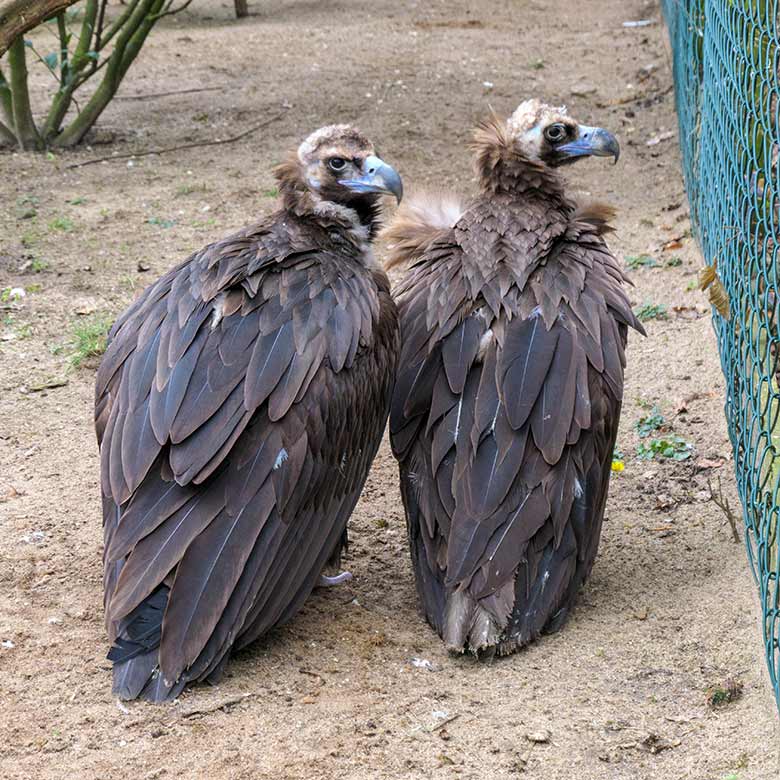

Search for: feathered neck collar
xmin=273 ymin=153 xmax=383 ymax=244
xmin=470 ymin=113 xmax=571 ymax=208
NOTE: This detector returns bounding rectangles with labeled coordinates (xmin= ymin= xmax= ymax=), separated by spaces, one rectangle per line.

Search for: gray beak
xmin=557 ymin=125 xmax=620 ymax=164
xmin=341 ymin=155 xmax=404 ymax=203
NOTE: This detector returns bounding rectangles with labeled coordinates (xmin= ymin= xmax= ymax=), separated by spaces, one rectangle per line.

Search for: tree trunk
xmin=0 ymin=0 xmax=81 ymax=59
xmin=7 ymin=36 xmax=41 ymax=149
xmin=234 ymin=0 xmax=248 ymax=18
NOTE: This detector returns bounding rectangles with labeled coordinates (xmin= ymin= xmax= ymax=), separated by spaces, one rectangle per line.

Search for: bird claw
xmin=317 ymin=571 xmax=353 ymax=588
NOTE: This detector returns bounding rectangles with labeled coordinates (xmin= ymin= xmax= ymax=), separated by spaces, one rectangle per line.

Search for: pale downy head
xmin=275 ymin=124 xmax=403 ymax=210
xmin=506 ymin=99 xmax=619 ymax=167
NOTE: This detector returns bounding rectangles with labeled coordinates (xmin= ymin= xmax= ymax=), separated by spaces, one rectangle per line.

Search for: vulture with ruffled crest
xmin=384 ymin=100 xmax=643 ymax=657
xmin=96 ymin=124 xmax=402 ymax=700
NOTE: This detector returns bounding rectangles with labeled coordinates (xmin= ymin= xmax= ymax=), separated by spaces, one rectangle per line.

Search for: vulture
xmin=95 ymin=124 xmax=402 ymax=700
xmin=384 ymin=100 xmax=644 ymax=657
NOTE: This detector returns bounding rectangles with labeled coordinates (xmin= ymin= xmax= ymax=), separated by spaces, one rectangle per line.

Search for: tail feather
xmin=108 ymin=586 xmax=173 ymax=701
xmin=443 ymin=581 xmax=514 ymax=654
xmin=112 ymin=649 xmax=158 ymax=700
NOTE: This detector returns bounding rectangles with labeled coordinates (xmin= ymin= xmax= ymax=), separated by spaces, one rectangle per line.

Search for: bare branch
xmin=66 ymin=108 xmax=288 ymax=168
xmin=150 ymin=0 xmax=194 ymax=22
xmin=0 ymin=0 xmax=81 ymax=59
xmin=115 ymin=85 xmax=224 ymax=101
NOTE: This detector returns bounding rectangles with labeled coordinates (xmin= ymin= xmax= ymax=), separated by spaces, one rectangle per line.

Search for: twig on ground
xmin=115 ymin=86 xmax=224 ymax=101
xmin=66 ymin=108 xmax=288 ymax=169
xmin=179 ymin=692 xmax=256 ymax=718
xmin=431 ymin=713 xmax=460 ymax=732
xmin=707 ymin=475 xmax=740 ymax=543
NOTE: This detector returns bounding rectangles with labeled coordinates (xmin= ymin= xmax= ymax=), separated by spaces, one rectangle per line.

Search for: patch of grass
xmin=67 ymin=196 xmax=87 ymax=205
xmin=634 ymin=302 xmax=669 ymax=321
xmin=625 ymin=254 xmax=659 ymax=270
xmin=529 ymin=58 xmax=545 ymax=70
xmin=31 ymin=258 xmax=50 ymax=273
xmin=0 ymin=287 xmax=25 ymax=303
xmin=707 ymin=678 xmax=744 ymax=708
xmin=665 ymin=256 xmax=683 ymax=267
xmin=639 ymin=217 xmax=654 ymax=227
xmin=192 ymin=217 xmax=217 ymax=229
xmin=21 ymin=230 xmax=39 ymax=248
xmin=636 ymin=435 xmax=693 ymax=461
xmin=49 ymin=215 xmax=75 ymax=232
xmin=263 ymin=187 xmax=279 ymax=199
xmin=175 ymin=182 xmax=207 ymax=198
xmin=68 ymin=315 xmax=112 ymax=368
xmin=25 ymin=283 xmax=42 ymax=294
xmin=1 ymin=314 xmax=32 ymax=340
xmin=635 ymin=406 xmax=665 ymax=437
xmin=147 ymin=216 xmax=176 ymax=229
xmin=685 ymin=279 xmax=698 ymax=291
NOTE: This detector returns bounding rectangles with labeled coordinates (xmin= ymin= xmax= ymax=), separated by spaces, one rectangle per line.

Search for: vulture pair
xmin=96 ymin=101 xmax=641 ymax=701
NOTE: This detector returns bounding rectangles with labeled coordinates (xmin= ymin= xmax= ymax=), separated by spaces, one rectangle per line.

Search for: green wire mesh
xmin=662 ymin=0 xmax=780 ymax=711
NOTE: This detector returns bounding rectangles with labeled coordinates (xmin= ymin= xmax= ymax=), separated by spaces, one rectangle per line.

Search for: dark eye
xmin=328 ymin=157 xmax=347 ymax=172
xmin=544 ymin=124 xmax=567 ymax=143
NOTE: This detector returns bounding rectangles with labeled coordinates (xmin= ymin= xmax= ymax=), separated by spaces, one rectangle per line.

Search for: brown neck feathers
xmin=470 ymin=112 xmax=566 ymax=203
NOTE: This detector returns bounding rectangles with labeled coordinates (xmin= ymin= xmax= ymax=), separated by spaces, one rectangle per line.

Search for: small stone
xmin=571 ymin=83 xmax=597 ymax=97
xmin=526 ymin=730 xmax=551 ymax=744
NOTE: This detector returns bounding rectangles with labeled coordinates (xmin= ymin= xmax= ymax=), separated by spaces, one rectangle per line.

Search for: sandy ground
xmin=1 ymin=0 xmax=778 ymax=778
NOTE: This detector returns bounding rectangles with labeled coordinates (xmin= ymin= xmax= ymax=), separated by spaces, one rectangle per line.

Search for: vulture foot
xmin=317 ymin=570 xmax=353 ymax=588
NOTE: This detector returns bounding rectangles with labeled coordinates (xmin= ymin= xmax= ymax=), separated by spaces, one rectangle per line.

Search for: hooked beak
xmin=556 ymin=125 xmax=620 ymax=164
xmin=341 ymin=155 xmax=404 ymax=203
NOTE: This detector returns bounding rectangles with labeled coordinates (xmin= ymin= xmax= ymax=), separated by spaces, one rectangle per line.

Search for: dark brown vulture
xmin=384 ymin=100 xmax=644 ymax=657
xmin=95 ymin=125 xmax=402 ymax=700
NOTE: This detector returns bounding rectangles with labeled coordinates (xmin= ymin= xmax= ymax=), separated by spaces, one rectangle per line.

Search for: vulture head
xmin=275 ymin=125 xmax=403 ymax=229
xmin=507 ymin=99 xmax=620 ymax=167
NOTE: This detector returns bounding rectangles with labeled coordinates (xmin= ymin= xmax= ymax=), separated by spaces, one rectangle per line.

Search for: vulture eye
xmin=544 ymin=124 xmax=568 ymax=143
xmin=328 ymin=157 xmax=347 ymax=172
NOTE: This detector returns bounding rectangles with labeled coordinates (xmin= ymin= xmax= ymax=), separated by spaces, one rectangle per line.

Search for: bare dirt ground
xmin=1 ymin=1 xmax=778 ymax=778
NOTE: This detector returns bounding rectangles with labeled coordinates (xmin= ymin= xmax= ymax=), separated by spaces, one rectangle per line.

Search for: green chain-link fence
xmin=662 ymin=0 xmax=779 ymax=711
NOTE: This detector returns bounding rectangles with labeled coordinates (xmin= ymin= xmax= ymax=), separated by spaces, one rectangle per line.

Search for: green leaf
xmin=625 ymin=254 xmax=659 ymax=270
xmin=43 ymin=52 xmax=58 ymax=70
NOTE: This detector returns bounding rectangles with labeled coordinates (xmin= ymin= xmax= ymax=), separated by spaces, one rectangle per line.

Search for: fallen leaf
xmin=697 ymin=457 xmax=726 ymax=470
xmin=662 ymin=237 xmax=684 ymax=251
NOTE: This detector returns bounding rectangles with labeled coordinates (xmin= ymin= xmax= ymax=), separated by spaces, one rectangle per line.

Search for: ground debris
xmin=410 ymin=657 xmax=436 ymax=671
xmin=525 ymin=729 xmax=551 ymax=744
xmin=619 ymin=732 xmax=681 ymax=754
xmin=22 ymin=377 xmax=69 ymax=394
xmin=707 ymin=677 xmax=744 ymax=708
xmin=178 ymin=692 xmax=255 ymax=718
xmin=646 ymin=130 xmax=675 ymax=146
